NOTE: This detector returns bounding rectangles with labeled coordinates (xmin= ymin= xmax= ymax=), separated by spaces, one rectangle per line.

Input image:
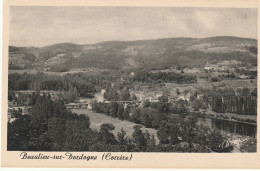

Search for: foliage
xmin=134 ymin=70 xmax=197 ymax=84
xmin=240 ymin=138 xmax=257 ymax=152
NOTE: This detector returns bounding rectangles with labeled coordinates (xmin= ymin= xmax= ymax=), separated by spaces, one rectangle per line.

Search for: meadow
xmin=72 ymin=109 xmax=159 ymax=143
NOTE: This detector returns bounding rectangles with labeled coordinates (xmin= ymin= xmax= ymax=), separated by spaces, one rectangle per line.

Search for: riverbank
xmin=222 ymin=132 xmax=257 ymax=153
xmin=73 ymin=109 xmax=256 ymax=152
xmin=193 ymin=111 xmax=257 ymax=125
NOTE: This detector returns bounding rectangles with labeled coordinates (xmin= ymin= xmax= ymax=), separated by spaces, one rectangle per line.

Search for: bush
xmin=240 ymin=138 xmax=257 ymax=152
xmin=211 ymin=77 xmax=220 ymax=82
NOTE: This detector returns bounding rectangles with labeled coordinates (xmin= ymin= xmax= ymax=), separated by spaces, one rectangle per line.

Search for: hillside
xmin=9 ymin=36 xmax=257 ymax=71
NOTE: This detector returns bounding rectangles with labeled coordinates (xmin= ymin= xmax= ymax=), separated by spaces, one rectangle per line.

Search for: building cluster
xmin=204 ymin=60 xmax=257 ymax=80
xmin=204 ymin=60 xmax=238 ymax=72
xmin=65 ymin=98 xmax=93 ymax=110
xmin=132 ymin=90 xmax=163 ymax=104
xmin=8 ymin=90 xmax=63 ymax=123
xmin=14 ymin=90 xmax=63 ymax=101
xmin=8 ymin=101 xmax=32 ymax=123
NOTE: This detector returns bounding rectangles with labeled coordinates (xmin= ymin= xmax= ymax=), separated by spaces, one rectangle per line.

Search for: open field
xmin=72 ymin=109 xmax=159 ymax=143
xmin=164 ymin=78 xmax=257 ymax=93
xmin=8 ymin=69 xmax=39 ymax=74
xmin=150 ymin=68 xmax=202 ymax=74
xmin=8 ymin=68 xmax=109 ymax=76
xmin=45 ymin=69 xmax=108 ymax=76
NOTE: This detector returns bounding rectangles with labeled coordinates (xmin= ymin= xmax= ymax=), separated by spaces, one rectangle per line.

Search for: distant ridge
xmin=9 ymin=36 xmax=257 ymax=70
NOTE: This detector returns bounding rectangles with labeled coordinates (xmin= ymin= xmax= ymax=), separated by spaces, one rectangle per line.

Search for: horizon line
xmin=9 ymin=35 xmax=257 ymax=48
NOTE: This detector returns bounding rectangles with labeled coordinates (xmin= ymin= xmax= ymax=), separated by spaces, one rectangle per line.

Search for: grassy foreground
xmin=72 ymin=109 xmax=159 ymax=143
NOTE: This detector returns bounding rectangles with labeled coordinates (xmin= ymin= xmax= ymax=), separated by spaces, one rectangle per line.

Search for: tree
xmin=30 ymin=95 xmax=54 ymax=121
xmin=117 ymin=128 xmax=128 ymax=145
xmin=64 ymin=118 xmax=93 ymax=151
xmin=211 ymin=77 xmax=220 ymax=82
xmin=123 ymin=106 xmax=130 ymax=120
xmin=130 ymin=108 xmax=142 ymax=124
xmin=207 ymin=130 xmax=225 ymax=151
xmin=158 ymin=95 xmax=170 ymax=113
xmin=98 ymin=123 xmax=118 ymax=145
xmin=141 ymin=112 xmax=152 ymax=128
xmin=7 ymin=115 xmax=52 ymax=151
xmin=143 ymin=131 xmax=156 ymax=152
xmin=157 ymin=126 xmax=169 ymax=144
xmin=176 ymin=88 xmax=180 ymax=95
xmin=132 ymin=125 xmax=147 ymax=151
xmin=121 ymin=88 xmax=131 ymax=101
xmin=242 ymin=88 xmax=250 ymax=97
xmin=184 ymin=89 xmax=189 ymax=95
xmin=109 ymin=101 xmax=119 ymax=117
xmin=117 ymin=103 xmax=125 ymax=120
xmin=48 ymin=118 xmax=66 ymax=150
xmin=130 ymin=94 xmax=138 ymax=101
xmin=143 ymin=100 xmax=151 ymax=108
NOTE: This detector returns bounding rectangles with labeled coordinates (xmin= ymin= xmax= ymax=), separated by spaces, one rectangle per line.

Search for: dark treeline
xmin=8 ymin=94 xmax=228 ymax=152
xmin=197 ymin=87 xmax=257 ymax=115
xmin=210 ymin=88 xmax=257 ymax=115
xmin=133 ymin=70 xmax=197 ymax=84
xmin=92 ymin=100 xmax=228 ymax=152
xmin=49 ymin=66 xmax=70 ymax=72
xmin=104 ymin=84 xmax=131 ymax=101
xmin=92 ymin=94 xmax=188 ymax=129
xmin=92 ymin=101 xmax=166 ymax=129
xmin=234 ymin=68 xmax=257 ymax=79
xmin=247 ymin=46 xmax=257 ymax=54
xmin=208 ymin=51 xmax=257 ymax=66
xmin=8 ymin=72 xmax=117 ymax=96
xmin=8 ymin=94 xmax=157 ymax=152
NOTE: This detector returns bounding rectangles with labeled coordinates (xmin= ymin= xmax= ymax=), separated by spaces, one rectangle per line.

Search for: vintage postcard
xmin=1 ymin=0 xmax=260 ymax=169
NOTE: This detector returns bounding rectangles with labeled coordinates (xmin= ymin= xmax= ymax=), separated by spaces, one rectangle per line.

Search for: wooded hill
xmin=9 ymin=36 xmax=257 ymax=71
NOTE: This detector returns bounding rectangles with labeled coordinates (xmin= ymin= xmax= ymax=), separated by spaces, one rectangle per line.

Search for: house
xmin=133 ymin=92 xmax=145 ymax=101
xmin=149 ymin=97 xmax=159 ymax=103
xmin=249 ymin=67 xmax=257 ymax=72
xmin=8 ymin=106 xmax=31 ymax=115
xmin=221 ymin=66 xmax=229 ymax=71
xmin=14 ymin=90 xmax=35 ymax=98
xmin=7 ymin=110 xmax=12 ymax=120
xmin=65 ymin=103 xmax=76 ymax=109
xmin=81 ymin=103 xmax=88 ymax=109
xmin=177 ymin=93 xmax=191 ymax=102
xmin=197 ymin=94 xmax=204 ymax=100
xmin=7 ymin=106 xmax=31 ymax=123
xmin=94 ymin=89 xmax=105 ymax=103
xmin=238 ymin=75 xmax=249 ymax=79
xmin=130 ymin=72 xmax=135 ymax=76
xmin=8 ymin=118 xmax=17 ymax=123
xmin=15 ymin=90 xmax=62 ymax=101
xmin=88 ymin=103 xmax=93 ymax=109
xmin=204 ymin=65 xmax=215 ymax=71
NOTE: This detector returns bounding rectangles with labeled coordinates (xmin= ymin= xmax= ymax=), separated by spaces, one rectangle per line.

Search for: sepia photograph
xmin=1 ymin=0 xmax=260 ymax=168
xmin=7 ymin=6 xmax=258 ymax=153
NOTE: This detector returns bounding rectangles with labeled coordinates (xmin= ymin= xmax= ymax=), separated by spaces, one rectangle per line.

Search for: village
xmin=8 ymin=59 xmax=257 ymax=123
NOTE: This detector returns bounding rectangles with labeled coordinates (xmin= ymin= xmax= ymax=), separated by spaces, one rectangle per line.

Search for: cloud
xmin=10 ymin=7 xmax=257 ymax=47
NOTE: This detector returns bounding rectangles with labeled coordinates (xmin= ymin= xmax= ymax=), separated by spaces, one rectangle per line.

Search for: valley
xmin=7 ymin=36 xmax=257 ymax=153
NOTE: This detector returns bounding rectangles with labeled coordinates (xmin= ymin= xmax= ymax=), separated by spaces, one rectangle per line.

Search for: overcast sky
xmin=10 ymin=7 xmax=257 ymax=47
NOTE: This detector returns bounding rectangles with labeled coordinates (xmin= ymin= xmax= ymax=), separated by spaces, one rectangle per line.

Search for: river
xmin=170 ymin=114 xmax=257 ymax=138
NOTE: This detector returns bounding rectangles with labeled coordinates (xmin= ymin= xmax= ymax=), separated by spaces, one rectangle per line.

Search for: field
xmin=150 ymin=68 xmax=202 ymax=74
xmin=8 ymin=70 xmax=39 ymax=74
xmin=164 ymin=78 xmax=257 ymax=93
xmin=8 ymin=68 xmax=109 ymax=76
xmin=72 ymin=109 xmax=159 ymax=143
